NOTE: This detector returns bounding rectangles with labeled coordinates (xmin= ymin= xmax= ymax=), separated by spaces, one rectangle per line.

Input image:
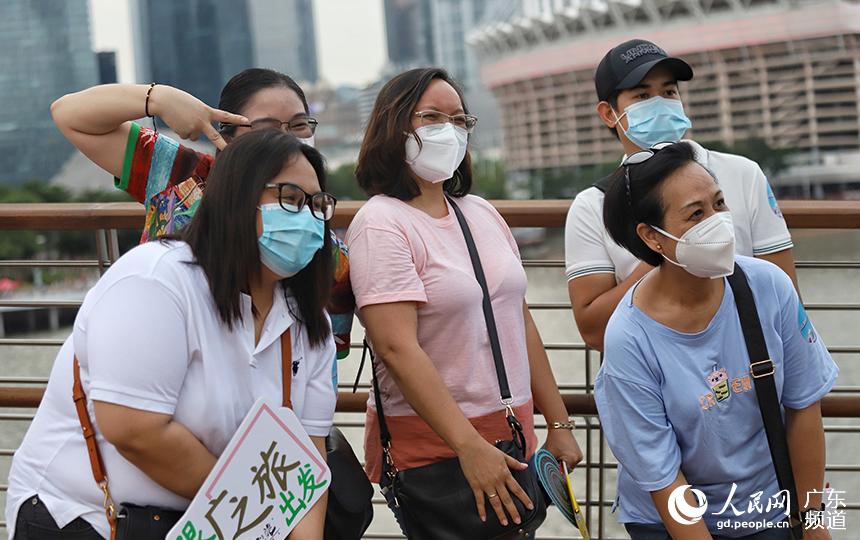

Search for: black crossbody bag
xmin=727 ymin=263 xmax=804 ymax=540
xmin=370 ymin=196 xmax=546 ymax=539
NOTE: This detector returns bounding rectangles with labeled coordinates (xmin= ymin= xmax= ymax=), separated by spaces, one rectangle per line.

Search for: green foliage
xmin=0 ymin=181 xmax=134 ymax=261
xmin=702 ymin=137 xmax=793 ymax=178
xmin=323 ymin=159 xmax=511 ymax=200
xmin=326 ymin=163 xmax=366 ymax=201
xmin=532 ymin=161 xmax=619 ymax=199
xmin=471 ymin=159 xmax=507 ymax=199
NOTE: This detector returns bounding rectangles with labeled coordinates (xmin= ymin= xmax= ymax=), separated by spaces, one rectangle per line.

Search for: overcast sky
xmin=88 ymin=0 xmax=387 ymax=87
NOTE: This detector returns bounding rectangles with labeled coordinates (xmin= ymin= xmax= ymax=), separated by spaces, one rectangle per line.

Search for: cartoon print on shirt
xmin=700 ymin=367 xmax=753 ymax=411
xmin=797 ymin=303 xmax=817 ymax=344
xmin=707 ymin=367 xmax=731 ymax=402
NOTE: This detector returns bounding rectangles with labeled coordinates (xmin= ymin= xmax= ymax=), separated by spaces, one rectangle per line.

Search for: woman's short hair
xmin=218 ymin=68 xmax=310 ymax=137
xmin=355 ymin=67 xmax=472 ymax=200
xmin=180 ymin=129 xmax=332 ymax=346
xmin=602 ymin=141 xmax=699 ymax=267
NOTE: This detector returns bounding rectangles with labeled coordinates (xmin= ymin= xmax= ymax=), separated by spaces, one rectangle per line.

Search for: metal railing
xmin=1 ymin=200 xmax=859 ymax=539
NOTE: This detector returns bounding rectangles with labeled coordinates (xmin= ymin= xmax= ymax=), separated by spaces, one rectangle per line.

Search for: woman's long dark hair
xmin=355 ymin=67 xmax=472 ymax=200
xmin=179 ymin=129 xmax=332 ymax=346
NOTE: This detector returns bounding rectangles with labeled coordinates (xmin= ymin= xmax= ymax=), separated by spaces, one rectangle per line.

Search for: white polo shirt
xmin=5 ymin=241 xmax=336 ymax=539
xmin=565 ymin=140 xmax=793 ymax=283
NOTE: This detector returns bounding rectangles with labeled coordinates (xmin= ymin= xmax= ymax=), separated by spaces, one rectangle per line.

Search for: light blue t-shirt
xmin=595 ymin=256 xmax=838 ymax=536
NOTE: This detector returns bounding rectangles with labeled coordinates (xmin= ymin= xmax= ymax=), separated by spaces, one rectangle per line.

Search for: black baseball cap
xmin=595 ymin=39 xmax=693 ymax=102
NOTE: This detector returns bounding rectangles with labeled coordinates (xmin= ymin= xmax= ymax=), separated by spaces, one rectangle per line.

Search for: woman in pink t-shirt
xmin=346 ymin=68 xmax=582 ymax=531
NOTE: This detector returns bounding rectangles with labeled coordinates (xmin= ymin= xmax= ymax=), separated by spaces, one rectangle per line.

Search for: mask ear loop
xmin=651 ymin=225 xmax=688 ymax=268
xmin=610 ymin=108 xmax=628 ymax=129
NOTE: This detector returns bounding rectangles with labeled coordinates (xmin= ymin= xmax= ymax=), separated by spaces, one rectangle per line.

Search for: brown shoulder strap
xmin=282 ymin=328 xmax=293 ymax=409
xmin=72 ymin=356 xmax=117 ymax=539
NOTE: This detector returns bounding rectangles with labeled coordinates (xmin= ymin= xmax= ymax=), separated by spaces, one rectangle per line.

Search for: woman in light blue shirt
xmin=595 ymin=142 xmax=837 ymax=540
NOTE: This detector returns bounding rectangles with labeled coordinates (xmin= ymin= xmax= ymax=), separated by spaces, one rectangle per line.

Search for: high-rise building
xmin=135 ymin=0 xmax=255 ymax=108
xmin=97 ymin=51 xmax=118 ymax=84
xmin=380 ymin=0 xmax=521 ymax=153
xmin=383 ymin=0 xmax=435 ymax=70
xmin=383 ymin=0 xmax=519 ymax=89
xmin=429 ymin=0 xmax=520 ymax=90
xmin=0 ymin=0 xmax=99 ymax=184
xmin=247 ymin=0 xmax=319 ymax=84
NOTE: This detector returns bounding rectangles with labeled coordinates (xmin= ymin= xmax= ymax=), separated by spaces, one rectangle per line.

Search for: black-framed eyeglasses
xmin=264 ymin=182 xmax=337 ymax=222
xmin=221 ymin=117 xmax=319 ymax=138
xmin=414 ymin=110 xmax=478 ymax=133
xmin=621 ymin=141 xmax=675 ymax=208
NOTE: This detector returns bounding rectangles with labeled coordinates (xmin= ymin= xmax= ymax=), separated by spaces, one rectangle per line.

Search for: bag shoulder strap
xmin=446 ymin=196 xmax=513 ymax=405
xmin=726 ymin=263 xmax=803 ymax=539
xmin=72 ymin=357 xmax=116 ymax=539
xmin=72 ymin=328 xmax=294 ymax=538
xmin=282 ymin=328 xmax=293 ymax=410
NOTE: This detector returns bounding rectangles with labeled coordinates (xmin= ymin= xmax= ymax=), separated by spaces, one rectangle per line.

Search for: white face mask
xmin=405 ymin=123 xmax=468 ymax=184
xmin=652 ymin=212 xmax=736 ymax=279
xmin=298 ymin=135 xmax=315 ymax=147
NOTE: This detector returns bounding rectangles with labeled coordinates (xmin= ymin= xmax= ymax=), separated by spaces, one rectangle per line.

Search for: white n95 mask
xmin=405 ymin=123 xmax=468 ymax=183
xmin=652 ymin=212 xmax=736 ymax=278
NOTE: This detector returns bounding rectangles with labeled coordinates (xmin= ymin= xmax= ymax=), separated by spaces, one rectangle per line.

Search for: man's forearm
xmin=571 ymin=263 xmax=652 ymax=351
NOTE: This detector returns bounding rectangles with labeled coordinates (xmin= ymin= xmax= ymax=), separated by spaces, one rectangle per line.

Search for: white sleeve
xmin=748 ymin=165 xmax=794 ymax=256
xmin=298 ymin=323 xmax=337 ymax=437
xmin=564 ymin=192 xmax=615 ymax=282
xmin=80 ymin=275 xmax=189 ymax=415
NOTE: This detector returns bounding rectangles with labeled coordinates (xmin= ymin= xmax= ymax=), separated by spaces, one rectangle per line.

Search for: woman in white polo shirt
xmin=5 ymin=130 xmax=338 ymax=539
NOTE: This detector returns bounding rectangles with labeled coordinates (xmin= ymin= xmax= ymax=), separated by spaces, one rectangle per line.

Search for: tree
xmin=706 ymin=137 xmax=793 ymax=178
xmin=472 ymin=159 xmax=507 ymax=199
xmin=326 ymin=163 xmax=366 ymax=201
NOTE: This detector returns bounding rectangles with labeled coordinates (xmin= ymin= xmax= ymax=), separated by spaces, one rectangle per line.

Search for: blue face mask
xmin=615 ymin=96 xmax=692 ymax=150
xmin=258 ymin=204 xmax=324 ymax=278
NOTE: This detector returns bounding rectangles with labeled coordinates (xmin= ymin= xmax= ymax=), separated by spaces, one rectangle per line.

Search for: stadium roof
xmin=469 ymin=0 xmax=860 ymax=88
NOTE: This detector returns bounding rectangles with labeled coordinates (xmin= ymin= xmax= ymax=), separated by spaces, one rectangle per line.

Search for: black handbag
xmin=727 ymin=263 xmax=804 ymax=540
xmin=323 ymin=426 xmax=374 ymax=540
xmin=113 ymin=504 xmax=184 ymax=539
xmin=370 ymin=196 xmax=547 ymax=539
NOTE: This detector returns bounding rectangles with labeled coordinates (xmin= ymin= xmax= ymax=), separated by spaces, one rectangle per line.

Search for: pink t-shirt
xmin=347 ymin=194 xmax=536 ymax=478
xmin=348 ymin=193 xmax=532 ymax=414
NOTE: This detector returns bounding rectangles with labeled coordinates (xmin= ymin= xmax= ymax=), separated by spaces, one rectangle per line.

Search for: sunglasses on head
xmin=621 ymin=141 xmax=676 ymax=210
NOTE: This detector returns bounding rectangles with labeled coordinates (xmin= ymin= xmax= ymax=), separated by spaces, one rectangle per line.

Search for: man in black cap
xmin=564 ymin=38 xmax=799 ymax=351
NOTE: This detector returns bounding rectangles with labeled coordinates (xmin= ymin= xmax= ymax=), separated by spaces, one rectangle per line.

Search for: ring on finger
xmin=487 ymin=492 xmax=498 ymax=499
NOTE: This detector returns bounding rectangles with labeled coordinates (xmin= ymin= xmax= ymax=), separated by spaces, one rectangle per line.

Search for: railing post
xmin=584 ymin=346 xmax=594 ymax=534
xmin=108 ymin=228 xmax=120 ymax=263
xmin=95 ymin=229 xmax=109 ymax=276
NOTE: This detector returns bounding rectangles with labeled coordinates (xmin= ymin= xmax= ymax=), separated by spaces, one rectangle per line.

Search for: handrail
xmin=1 ymin=200 xmax=859 ymax=230
xmin=1 ymin=388 xmax=858 ymax=418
